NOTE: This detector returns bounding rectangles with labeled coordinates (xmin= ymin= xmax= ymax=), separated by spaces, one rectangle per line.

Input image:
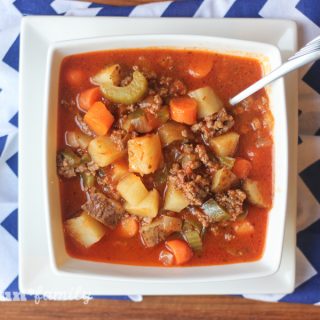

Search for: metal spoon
xmin=229 ymin=36 xmax=320 ymax=106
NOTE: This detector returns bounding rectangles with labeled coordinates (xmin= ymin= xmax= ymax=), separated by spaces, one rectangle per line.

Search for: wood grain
xmin=83 ymin=0 xmax=170 ymax=6
xmin=1 ymin=296 xmax=320 ymax=320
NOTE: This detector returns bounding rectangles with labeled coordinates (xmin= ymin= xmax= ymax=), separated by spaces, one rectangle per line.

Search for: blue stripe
xmin=6 ymin=152 xmax=18 ymax=177
xmin=225 ymin=0 xmax=267 ymax=17
xmin=89 ymin=3 xmax=134 ymax=16
xmin=280 ymin=274 xmax=320 ymax=304
xmin=14 ymin=0 xmax=56 ymax=15
xmin=162 ymin=0 xmax=203 ymax=17
xmin=1 ymin=209 xmax=18 ymax=240
xmin=3 ymin=35 xmax=20 ymax=72
xmin=0 ymin=135 xmax=7 ymax=157
xmin=9 ymin=112 xmax=18 ymax=128
xmin=302 ymin=61 xmax=320 ymax=95
xmin=296 ymin=0 xmax=320 ymax=27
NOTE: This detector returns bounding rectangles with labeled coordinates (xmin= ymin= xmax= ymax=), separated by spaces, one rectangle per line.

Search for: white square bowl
xmin=43 ymin=34 xmax=288 ymax=283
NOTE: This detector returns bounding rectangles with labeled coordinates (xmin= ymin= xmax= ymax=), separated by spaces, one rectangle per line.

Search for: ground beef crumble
xmin=138 ymin=94 xmax=163 ymax=115
xmin=56 ymin=152 xmax=77 ymax=178
xmin=191 ymin=108 xmax=234 ymax=142
xmin=168 ymin=163 xmax=210 ymax=206
xmin=214 ymin=189 xmax=246 ymax=220
xmin=194 ymin=144 xmax=219 ymax=174
xmin=109 ymin=128 xmax=138 ymax=150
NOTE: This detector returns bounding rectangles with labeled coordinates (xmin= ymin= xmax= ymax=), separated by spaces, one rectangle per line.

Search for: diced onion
xmin=159 ymin=249 xmax=174 ymax=266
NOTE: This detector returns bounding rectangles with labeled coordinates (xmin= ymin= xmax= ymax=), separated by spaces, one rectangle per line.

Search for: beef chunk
xmin=168 ymin=163 xmax=210 ymax=206
xmin=75 ymin=114 xmax=95 ymax=137
xmin=82 ymin=192 xmax=125 ymax=229
xmin=214 ymin=189 xmax=246 ymax=220
xmin=191 ymin=108 xmax=234 ymax=142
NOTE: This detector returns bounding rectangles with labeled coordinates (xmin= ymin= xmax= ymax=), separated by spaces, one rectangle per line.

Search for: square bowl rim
xmin=43 ymin=33 xmax=288 ymax=283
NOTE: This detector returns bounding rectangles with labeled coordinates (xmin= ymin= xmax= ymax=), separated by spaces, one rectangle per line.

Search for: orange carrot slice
xmin=169 ymin=97 xmax=197 ymax=125
xmin=165 ymin=239 xmax=193 ymax=265
xmin=78 ymin=87 xmax=101 ymax=111
xmin=232 ymin=158 xmax=252 ymax=179
xmin=84 ymin=101 xmax=114 ymax=136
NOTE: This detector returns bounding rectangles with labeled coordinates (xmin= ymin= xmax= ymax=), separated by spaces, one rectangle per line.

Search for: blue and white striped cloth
xmin=0 ymin=0 xmax=319 ymax=304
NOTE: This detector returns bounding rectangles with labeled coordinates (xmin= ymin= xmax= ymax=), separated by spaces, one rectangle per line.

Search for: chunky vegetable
xmin=140 ymin=215 xmax=182 ymax=248
xmin=158 ymin=121 xmax=193 ymax=147
xmin=163 ymin=182 xmax=190 ymax=212
xmin=233 ymin=220 xmax=254 ymax=235
xmin=88 ymin=136 xmax=125 ymax=167
xmin=169 ymin=96 xmax=198 ymax=125
xmin=111 ymin=160 xmax=129 ymax=182
xmin=188 ymin=86 xmax=223 ymax=118
xmin=211 ymin=167 xmax=238 ymax=193
xmin=59 ymin=149 xmax=81 ymax=167
xmin=100 ymin=70 xmax=147 ymax=104
xmin=201 ymin=199 xmax=230 ymax=222
xmin=183 ymin=230 xmax=202 ymax=255
xmin=243 ymin=179 xmax=269 ymax=208
xmin=65 ymin=131 xmax=92 ymax=149
xmin=161 ymin=216 xmax=183 ymax=233
xmin=125 ymin=189 xmax=160 ymax=218
xmin=159 ymin=249 xmax=174 ymax=266
xmin=65 ymin=68 xmax=86 ymax=87
xmin=122 ymin=109 xmax=156 ymax=133
xmin=78 ymin=87 xmax=101 ymax=111
xmin=84 ymin=101 xmax=114 ymax=136
xmin=188 ymin=56 xmax=214 ymax=79
xmin=91 ymin=64 xmax=121 ymax=86
xmin=165 ymin=239 xmax=193 ymax=265
xmin=81 ymin=172 xmax=95 ymax=189
xmin=116 ymin=216 xmax=139 ymax=238
xmin=116 ymin=173 xmax=148 ymax=206
xmin=156 ymin=106 xmax=170 ymax=124
xmin=209 ymin=132 xmax=240 ymax=157
xmin=128 ymin=134 xmax=163 ymax=175
xmin=232 ymin=158 xmax=252 ymax=179
xmin=218 ymin=156 xmax=235 ymax=170
xmin=64 ymin=212 xmax=106 ymax=248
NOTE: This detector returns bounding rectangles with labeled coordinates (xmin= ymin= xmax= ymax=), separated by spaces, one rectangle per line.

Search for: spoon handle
xmin=229 ymin=51 xmax=320 ymax=106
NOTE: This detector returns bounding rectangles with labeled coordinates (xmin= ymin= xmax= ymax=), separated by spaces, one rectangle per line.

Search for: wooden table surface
xmin=2 ymin=296 xmax=320 ymax=319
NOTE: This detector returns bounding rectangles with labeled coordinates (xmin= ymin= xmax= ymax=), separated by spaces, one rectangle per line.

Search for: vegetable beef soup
xmin=57 ymin=48 xmax=273 ymax=267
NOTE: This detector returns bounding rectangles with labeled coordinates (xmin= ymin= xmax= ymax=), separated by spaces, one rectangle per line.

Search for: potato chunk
xmin=116 ymin=173 xmax=148 ymax=206
xmin=128 ymin=134 xmax=163 ymax=175
xmin=209 ymin=132 xmax=240 ymax=157
xmin=243 ymin=179 xmax=269 ymax=208
xmin=188 ymin=86 xmax=223 ymax=118
xmin=125 ymin=189 xmax=160 ymax=218
xmin=211 ymin=167 xmax=238 ymax=193
xmin=88 ymin=136 xmax=126 ymax=167
xmin=64 ymin=212 xmax=106 ymax=248
xmin=163 ymin=183 xmax=190 ymax=212
xmin=111 ymin=160 xmax=129 ymax=182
